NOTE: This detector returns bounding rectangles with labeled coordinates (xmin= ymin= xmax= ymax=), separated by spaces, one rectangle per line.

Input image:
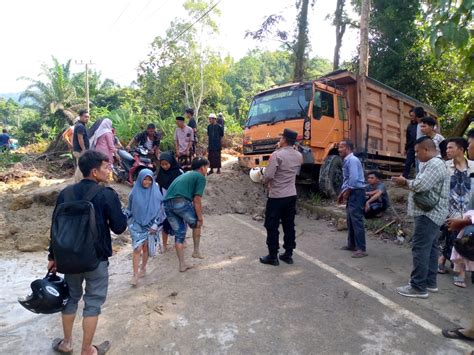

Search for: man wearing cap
xmin=207 ymin=113 xmax=224 ymax=174
xmin=126 ymin=123 xmax=162 ymax=161
xmin=260 ymin=128 xmax=303 ymax=266
xmin=175 ymin=116 xmax=194 ymax=169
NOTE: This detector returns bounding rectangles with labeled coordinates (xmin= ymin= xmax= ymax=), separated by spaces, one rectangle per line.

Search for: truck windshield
xmin=246 ymin=86 xmax=309 ymax=128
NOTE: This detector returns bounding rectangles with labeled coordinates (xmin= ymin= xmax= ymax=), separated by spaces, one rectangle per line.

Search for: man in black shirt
xmin=185 ymin=108 xmax=197 ymax=156
xmin=48 ymin=150 xmax=127 ymax=355
xmin=403 ymin=108 xmax=418 ymax=178
xmin=126 ymin=123 xmax=161 ymax=163
xmin=72 ymin=109 xmax=90 ymax=182
xmin=207 ymin=113 xmax=224 ymax=174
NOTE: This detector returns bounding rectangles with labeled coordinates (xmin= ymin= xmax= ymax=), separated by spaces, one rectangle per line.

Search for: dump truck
xmin=239 ymin=70 xmax=437 ymax=198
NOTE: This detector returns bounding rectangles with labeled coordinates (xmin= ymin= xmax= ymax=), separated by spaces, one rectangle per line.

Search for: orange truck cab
xmin=239 ymin=70 xmax=437 ymax=198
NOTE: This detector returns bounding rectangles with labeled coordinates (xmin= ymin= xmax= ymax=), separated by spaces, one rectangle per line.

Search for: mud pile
xmin=0 ymin=173 xmax=133 ymax=253
xmin=0 ymin=159 xmax=264 ymax=253
xmin=202 ymin=160 xmax=266 ymax=219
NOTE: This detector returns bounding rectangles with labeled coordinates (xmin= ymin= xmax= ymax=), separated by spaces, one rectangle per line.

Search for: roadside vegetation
xmin=0 ymin=0 xmax=471 ymax=170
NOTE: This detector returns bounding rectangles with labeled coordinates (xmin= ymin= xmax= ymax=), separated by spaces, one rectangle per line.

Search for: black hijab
xmin=156 ymin=151 xmax=183 ymax=192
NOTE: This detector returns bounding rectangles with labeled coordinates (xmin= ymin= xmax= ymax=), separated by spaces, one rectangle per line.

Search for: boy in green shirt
xmin=164 ymin=157 xmax=209 ymax=272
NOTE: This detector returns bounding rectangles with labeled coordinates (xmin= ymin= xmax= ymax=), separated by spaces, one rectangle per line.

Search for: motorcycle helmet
xmin=454 ymin=224 xmax=474 ymax=261
xmin=18 ymin=271 xmax=69 ymax=314
xmin=249 ymin=167 xmax=265 ymax=183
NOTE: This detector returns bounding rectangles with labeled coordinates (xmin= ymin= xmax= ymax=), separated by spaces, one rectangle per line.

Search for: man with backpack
xmin=47 ymin=150 xmax=127 ymax=355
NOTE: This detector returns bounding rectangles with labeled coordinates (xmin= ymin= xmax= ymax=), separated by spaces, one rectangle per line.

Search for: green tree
xmin=19 ymin=56 xmax=80 ymax=127
xmin=424 ymin=0 xmax=473 ymax=77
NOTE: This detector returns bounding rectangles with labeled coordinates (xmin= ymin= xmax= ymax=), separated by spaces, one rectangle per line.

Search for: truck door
xmin=310 ymin=89 xmax=344 ymax=149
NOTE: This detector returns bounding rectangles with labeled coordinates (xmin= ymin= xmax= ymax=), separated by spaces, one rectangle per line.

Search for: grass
xmin=309 ymin=192 xmax=325 ymax=205
xmin=0 ymin=151 xmax=25 ymax=172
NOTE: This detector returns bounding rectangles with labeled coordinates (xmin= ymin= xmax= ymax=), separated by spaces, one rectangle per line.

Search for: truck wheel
xmin=319 ymin=155 xmax=343 ymax=199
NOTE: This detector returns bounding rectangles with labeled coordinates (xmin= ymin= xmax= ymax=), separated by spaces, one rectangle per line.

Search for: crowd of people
xmin=41 ymin=105 xmax=474 ymax=354
xmin=47 ymin=108 xmax=225 ymax=354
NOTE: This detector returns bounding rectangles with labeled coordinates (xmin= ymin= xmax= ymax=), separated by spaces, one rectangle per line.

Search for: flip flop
xmin=453 ymin=276 xmax=466 ymax=288
xmin=442 ymin=328 xmax=474 ymax=341
xmin=52 ymin=338 xmax=73 ymax=354
xmin=93 ymin=341 xmax=111 ymax=355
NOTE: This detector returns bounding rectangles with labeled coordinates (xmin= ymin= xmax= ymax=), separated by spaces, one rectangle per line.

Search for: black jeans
xmin=403 ymin=148 xmax=416 ymax=178
xmin=264 ymin=196 xmax=297 ymax=257
xmin=410 ymin=215 xmax=440 ymax=292
xmin=347 ymin=189 xmax=366 ymax=251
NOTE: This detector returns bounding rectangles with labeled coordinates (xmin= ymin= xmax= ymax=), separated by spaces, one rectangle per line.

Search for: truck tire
xmin=319 ymin=155 xmax=343 ymax=199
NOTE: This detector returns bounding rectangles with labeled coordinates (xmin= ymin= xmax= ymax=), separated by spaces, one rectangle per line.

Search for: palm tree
xmin=19 ymin=57 xmax=81 ymax=126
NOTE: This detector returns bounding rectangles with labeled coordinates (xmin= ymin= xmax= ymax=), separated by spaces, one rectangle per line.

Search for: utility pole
xmin=359 ymin=0 xmax=370 ymax=76
xmin=75 ymin=60 xmax=93 ymax=112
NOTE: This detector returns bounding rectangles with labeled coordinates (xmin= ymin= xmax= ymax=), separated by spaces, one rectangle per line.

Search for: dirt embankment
xmin=0 ymin=159 xmax=266 ymax=253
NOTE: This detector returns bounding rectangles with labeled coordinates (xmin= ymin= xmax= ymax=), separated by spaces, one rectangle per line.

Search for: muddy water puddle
xmin=0 ymin=252 xmax=59 ymax=353
xmin=0 ymin=249 xmax=134 ymax=354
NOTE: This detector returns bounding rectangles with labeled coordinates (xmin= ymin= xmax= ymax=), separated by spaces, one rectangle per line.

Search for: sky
xmin=0 ymin=0 xmax=359 ymax=93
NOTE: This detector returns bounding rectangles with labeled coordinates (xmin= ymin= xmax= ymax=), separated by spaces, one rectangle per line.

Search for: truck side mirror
xmin=304 ymin=87 xmax=313 ymax=102
xmin=313 ymin=91 xmax=323 ymax=119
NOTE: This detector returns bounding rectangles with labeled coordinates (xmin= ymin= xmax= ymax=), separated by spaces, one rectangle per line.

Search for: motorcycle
xmin=112 ymin=146 xmax=156 ymax=185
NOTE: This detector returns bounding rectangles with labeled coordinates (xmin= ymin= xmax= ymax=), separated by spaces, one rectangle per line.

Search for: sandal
xmin=52 ymin=338 xmax=73 ymax=354
xmin=442 ymin=328 xmax=474 ymax=341
xmin=453 ymin=276 xmax=466 ymax=288
xmin=93 ymin=341 xmax=111 ymax=355
xmin=437 ymin=264 xmax=447 ymax=274
xmin=351 ymin=250 xmax=368 ymax=258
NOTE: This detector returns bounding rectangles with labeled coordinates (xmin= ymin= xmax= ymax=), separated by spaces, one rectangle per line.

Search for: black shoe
xmin=279 ymin=253 xmax=294 ymax=264
xmin=259 ymin=255 xmax=279 ymax=266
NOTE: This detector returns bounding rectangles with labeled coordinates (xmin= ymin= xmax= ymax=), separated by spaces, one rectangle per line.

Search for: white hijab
xmin=89 ymin=118 xmax=113 ymax=149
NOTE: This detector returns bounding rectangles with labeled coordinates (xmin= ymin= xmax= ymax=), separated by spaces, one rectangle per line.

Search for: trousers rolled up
xmin=409 ymin=215 xmax=440 ymax=293
xmin=346 ymin=188 xmax=366 ymax=251
xmin=264 ymin=195 xmax=297 ymax=257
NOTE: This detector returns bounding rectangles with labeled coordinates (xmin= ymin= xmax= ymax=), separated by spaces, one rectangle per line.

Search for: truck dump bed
xmin=321 ymin=71 xmax=437 ymax=174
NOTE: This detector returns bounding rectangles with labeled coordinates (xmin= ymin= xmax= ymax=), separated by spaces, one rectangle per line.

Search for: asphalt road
xmin=2 ymin=212 xmax=474 ymax=354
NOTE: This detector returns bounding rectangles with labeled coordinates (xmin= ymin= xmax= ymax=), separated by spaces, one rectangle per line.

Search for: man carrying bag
xmin=393 ymin=136 xmax=449 ymax=299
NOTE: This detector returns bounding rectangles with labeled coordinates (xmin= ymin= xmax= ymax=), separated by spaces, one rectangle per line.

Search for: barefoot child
xmin=125 ymin=169 xmax=165 ymax=286
xmin=156 ymin=152 xmax=183 ymax=252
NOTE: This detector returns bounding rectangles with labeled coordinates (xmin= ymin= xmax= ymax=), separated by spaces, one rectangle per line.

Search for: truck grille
xmin=251 ymin=139 xmax=279 ymax=153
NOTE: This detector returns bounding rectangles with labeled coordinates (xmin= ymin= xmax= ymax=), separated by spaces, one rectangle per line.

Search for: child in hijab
xmin=156 ymin=152 xmax=183 ymax=251
xmin=125 ymin=169 xmax=165 ymax=286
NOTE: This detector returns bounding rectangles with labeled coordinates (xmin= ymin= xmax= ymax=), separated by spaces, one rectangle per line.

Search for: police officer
xmin=260 ymin=128 xmax=303 ymax=266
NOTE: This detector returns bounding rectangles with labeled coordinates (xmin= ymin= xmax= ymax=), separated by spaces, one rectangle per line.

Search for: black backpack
xmin=51 ymin=184 xmax=104 ymax=274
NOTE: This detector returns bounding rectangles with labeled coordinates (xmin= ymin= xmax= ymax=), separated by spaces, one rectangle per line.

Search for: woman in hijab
xmin=156 ymin=152 xmax=183 ymax=251
xmin=125 ymin=169 xmax=165 ymax=286
xmin=89 ymin=118 xmax=116 ymax=167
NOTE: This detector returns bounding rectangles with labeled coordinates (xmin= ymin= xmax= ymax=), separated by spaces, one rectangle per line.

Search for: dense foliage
xmin=1 ymin=0 xmax=471 ymax=149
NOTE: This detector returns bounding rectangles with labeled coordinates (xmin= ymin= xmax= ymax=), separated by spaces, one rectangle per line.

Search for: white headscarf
xmin=89 ymin=118 xmax=113 ymax=149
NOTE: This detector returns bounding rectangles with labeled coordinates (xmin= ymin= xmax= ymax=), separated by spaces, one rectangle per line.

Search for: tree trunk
xmin=293 ymin=0 xmax=310 ymax=82
xmin=448 ymin=109 xmax=474 ymax=137
xmin=359 ymin=0 xmax=371 ymax=76
xmin=333 ymin=0 xmax=346 ymax=71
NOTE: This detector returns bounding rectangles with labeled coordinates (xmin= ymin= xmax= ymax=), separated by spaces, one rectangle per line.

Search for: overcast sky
xmin=0 ymin=0 xmax=359 ymax=93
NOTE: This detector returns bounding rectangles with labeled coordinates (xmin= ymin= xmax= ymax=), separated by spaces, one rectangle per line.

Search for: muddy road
xmin=1 ymin=160 xmax=473 ymax=354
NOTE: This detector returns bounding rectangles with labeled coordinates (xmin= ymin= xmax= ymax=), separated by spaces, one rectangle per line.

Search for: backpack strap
xmin=83 ymin=184 xmax=105 ymax=202
xmin=63 ymin=186 xmax=76 ymax=202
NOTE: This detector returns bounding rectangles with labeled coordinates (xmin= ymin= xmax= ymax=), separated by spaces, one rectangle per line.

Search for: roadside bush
xmin=109 ymin=109 xmax=177 ymax=151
